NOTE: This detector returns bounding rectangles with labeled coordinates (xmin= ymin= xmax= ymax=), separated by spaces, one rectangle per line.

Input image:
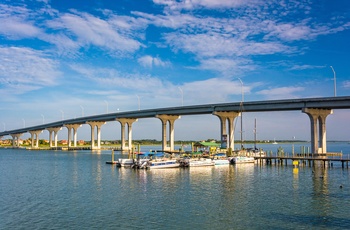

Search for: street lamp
xmin=41 ymin=114 xmax=45 ymax=124
xmin=60 ymin=110 xmax=64 ymax=120
xmin=237 ymin=78 xmax=244 ymax=102
xmin=330 ymin=66 xmax=336 ymax=97
xmin=80 ymin=105 xmax=84 ymax=117
xmin=136 ymin=95 xmax=140 ymax=110
xmin=178 ymin=87 xmax=183 ymax=106
xmin=104 ymin=100 xmax=109 ymax=113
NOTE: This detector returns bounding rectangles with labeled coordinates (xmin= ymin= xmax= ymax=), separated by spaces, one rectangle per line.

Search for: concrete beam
xmin=87 ymin=122 xmax=106 ymax=150
xmin=156 ymin=115 xmax=180 ymax=151
xmin=213 ymin=111 xmax=240 ymax=152
xmin=302 ymin=108 xmax=333 ymax=154
xmin=116 ymin=118 xmax=138 ymax=151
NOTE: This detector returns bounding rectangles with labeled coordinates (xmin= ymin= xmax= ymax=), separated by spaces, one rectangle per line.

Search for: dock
xmin=255 ymin=153 xmax=350 ymax=168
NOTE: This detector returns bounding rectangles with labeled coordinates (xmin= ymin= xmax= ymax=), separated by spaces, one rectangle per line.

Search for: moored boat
xmin=230 ymin=156 xmax=255 ymax=164
xmin=213 ymin=158 xmax=230 ymax=165
xmin=188 ymin=158 xmax=215 ymax=167
xmin=116 ymin=158 xmax=134 ymax=167
xmin=146 ymin=159 xmax=180 ymax=169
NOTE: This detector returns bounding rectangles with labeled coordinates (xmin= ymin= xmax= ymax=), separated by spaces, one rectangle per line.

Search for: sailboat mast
xmin=238 ymin=77 xmax=244 ymax=150
xmin=254 ymin=118 xmax=257 ymax=150
xmin=241 ymin=108 xmax=243 ymax=149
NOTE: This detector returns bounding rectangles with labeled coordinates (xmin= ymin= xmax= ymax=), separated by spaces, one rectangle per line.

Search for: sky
xmin=0 ymin=0 xmax=350 ymax=142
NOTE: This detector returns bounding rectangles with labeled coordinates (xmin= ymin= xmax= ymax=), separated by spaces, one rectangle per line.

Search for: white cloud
xmin=343 ymin=81 xmax=350 ymax=89
xmin=0 ymin=46 xmax=60 ymax=96
xmin=196 ymin=58 xmax=255 ymax=76
xmin=153 ymin=0 xmax=258 ymax=10
xmin=289 ymin=64 xmax=326 ymax=70
xmin=138 ymin=55 xmax=171 ymax=68
xmin=47 ymin=11 xmax=142 ymax=55
xmin=165 ymin=32 xmax=291 ymax=58
xmin=69 ymin=64 xmax=167 ymax=92
xmin=0 ymin=4 xmax=42 ymax=39
xmin=256 ymin=87 xmax=304 ymax=99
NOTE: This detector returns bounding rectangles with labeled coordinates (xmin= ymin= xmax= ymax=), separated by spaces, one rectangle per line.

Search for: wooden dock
xmin=254 ymin=155 xmax=350 ymax=168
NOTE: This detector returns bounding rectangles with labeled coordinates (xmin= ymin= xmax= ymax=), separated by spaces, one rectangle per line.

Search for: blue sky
xmin=0 ymin=0 xmax=350 ymax=142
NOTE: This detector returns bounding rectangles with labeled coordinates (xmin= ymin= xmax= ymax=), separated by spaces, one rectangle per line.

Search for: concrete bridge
xmin=1 ymin=96 xmax=350 ymax=153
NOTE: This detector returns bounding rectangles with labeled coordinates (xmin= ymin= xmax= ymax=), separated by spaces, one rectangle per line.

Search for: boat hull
xmin=230 ymin=157 xmax=255 ymax=164
xmin=148 ymin=160 xmax=180 ymax=169
xmin=189 ymin=159 xmax=215 ymax=167
xmin=213 ymin=159 xmax=230 ymax=165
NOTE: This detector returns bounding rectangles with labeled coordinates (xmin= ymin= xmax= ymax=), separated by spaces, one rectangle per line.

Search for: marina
xmin=1 ymin=145 xmax=350 ymax=229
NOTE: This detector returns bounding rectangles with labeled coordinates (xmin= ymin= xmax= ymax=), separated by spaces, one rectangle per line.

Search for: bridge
xmin=1 ymin=96 xmax=349 ymax=153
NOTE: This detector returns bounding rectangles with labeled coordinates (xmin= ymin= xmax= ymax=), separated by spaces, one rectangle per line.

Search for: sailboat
xmin=272 ymin=138 xmax=278 ymax=145
xmin=230 ymin=93 xmax=255 ymax=164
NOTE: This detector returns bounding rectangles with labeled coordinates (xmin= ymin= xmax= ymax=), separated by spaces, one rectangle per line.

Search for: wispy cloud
xmin=289 ymin=64 xmax=326 ymax=71
xmin=47 ymin=11 xmax=143 ymax=56
xmin=138 ymin=55 xmax=171 ymax=68
xmin=153 ymin=0 xmax=259 ymax=11
xmin=256 ymin=86 xmax=304 ymax=99
xmin=0 ymin=46 xmax=61 ymax=97
xmin=0 ymin=4 xmax=42 ymax=39
xmin=343 ymin=80 xmax=350 ymax=89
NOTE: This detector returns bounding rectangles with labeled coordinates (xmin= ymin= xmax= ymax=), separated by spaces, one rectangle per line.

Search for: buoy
xmin=340 ymin=184 xmax=343 ymax=189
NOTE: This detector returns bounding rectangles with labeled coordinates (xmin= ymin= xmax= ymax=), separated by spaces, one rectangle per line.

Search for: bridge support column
xmin=302 ymin=108 xmax=333 ymax=154
xmin=87 ymin=122 xmax=106 ymax=150
xmin=65 ymin=124 xmax=82 ymax=147
xmin=29 ymin=130 xmax=43 ymax=148
xmin=10 ymin=133 xmax=23 ymax=148
xmin=117 ymin=118 xmax=138 ymax=151
xmin=213 ymin=111 xmax=241 ymax=152
xmin=156 ymin=115 xmax=181 ymax=151
xmin=47 ymin=127 xmax=62 ymax=147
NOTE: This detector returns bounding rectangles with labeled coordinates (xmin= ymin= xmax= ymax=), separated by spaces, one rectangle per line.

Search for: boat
xmin=272 ymin=138 xmax=278 ymax=144
xmin=146 ymin=159 xmax=180 ymax=169
xmin=213 ymin=158 xmax=230 ymax=165
xmin=211 ymin=153 xmax=230 ymax=165
xmin=230 ymin=156 xmax=255 ymax=164
xmin=116 ymin=158 xmax=135 ymax=167
xmin=188 ymin=158 xmax=215 ymax=167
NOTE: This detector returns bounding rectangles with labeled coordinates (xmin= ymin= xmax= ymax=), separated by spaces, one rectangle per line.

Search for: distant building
xmin=60 ymin=140 xmax=68 ymax=145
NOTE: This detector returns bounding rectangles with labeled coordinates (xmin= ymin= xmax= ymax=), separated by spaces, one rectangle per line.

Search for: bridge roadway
xmin=1 ymin=96 xmax=350 ymax=152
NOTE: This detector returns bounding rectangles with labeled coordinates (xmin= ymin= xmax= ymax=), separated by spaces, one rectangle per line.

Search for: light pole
xmin=104 ymin=100 xmax=109 ymax=113
xmin=60 ymin=110 xmax=64 ymax=120
xmin=237 ymin=78 xmax=244 ymax=149
xmin=136 ymin=95 xmax=140 ymax=111
xmin=41 ymin=114 xmax=45 ymax=124
xmin=330 ymin=66 xmax=336 ymax=97
xmin=178 ymin=87 xmax=183 ymax=106
xmin=237 ymin=78 xmax=244 ymax=102
xmin=80 ymin=105 xmax=84 ymax=117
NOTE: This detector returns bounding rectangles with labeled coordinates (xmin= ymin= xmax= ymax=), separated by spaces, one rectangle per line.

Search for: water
xmin=1 ymin=144 xmax=350 ymax=229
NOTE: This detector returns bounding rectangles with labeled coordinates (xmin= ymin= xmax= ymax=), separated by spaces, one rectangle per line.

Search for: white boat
xmin=188 ymin=158 xmax=215 ymax=167
xmin=272 ymin=138 xmax=278 ymax=144
xmin=116 ymin=158 xmax=134 ymax=167
xmin=230 ymin=156 xmax=255 ymax=164
xmin=117 ymin=158 xmax=150 ymax=167
xmin=147 ymin=159 xmax=180 ymax=169
xmin=213 ymin=159 xmax=230 ymax=165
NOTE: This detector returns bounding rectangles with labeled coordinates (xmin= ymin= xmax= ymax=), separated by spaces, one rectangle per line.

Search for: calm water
xmin=1 ymin=143 xmax=350 ymax=229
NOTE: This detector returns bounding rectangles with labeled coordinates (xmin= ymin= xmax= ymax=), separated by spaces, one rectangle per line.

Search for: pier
xmin=255 ymin=154 xmax=350 ymax=168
